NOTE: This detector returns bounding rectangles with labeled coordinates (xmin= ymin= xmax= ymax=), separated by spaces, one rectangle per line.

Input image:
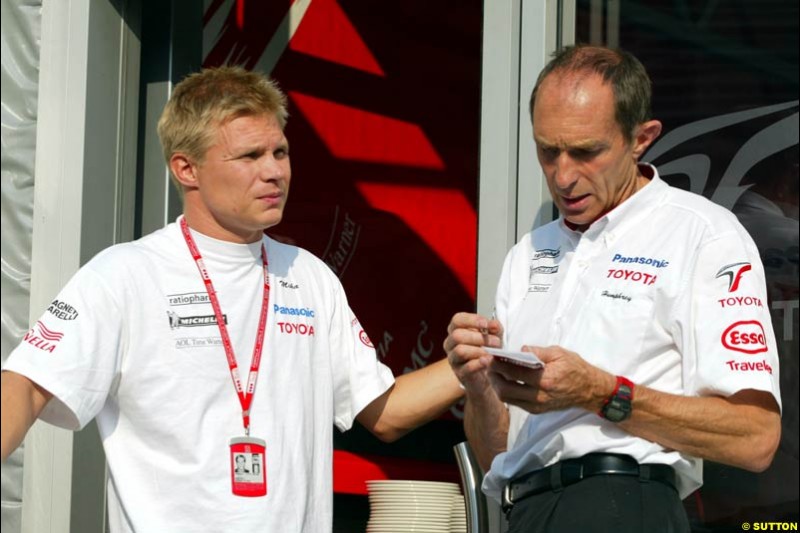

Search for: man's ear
xmin=631 ymin=119 xmax=662 ymax=160
xmin=169 ymin=153 xmax=198 ymax=189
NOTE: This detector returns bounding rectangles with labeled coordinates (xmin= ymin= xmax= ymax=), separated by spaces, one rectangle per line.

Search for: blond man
xmin=2 ymin=67 xmax=462 ymax=532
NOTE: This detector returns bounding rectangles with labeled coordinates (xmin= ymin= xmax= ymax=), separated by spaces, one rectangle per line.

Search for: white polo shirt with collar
xmin=482 ymin=164 xmax=782 ymax=501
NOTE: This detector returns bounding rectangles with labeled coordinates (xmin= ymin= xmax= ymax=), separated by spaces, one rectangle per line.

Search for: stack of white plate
xmin=366 ymin=480 xmax=465 ymax=533
xmin=449 ymin=494 xmax=467 ymax=533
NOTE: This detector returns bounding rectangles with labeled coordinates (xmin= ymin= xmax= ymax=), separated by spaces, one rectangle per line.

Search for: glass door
xmin=575 ymin=1 xmax=799 ymax=528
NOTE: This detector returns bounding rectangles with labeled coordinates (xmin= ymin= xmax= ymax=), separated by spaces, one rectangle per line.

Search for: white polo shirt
xmin=482 ymin=165 xmax=782 ymax=501
xmin=4 ymin=219 xmax=394 ymax=532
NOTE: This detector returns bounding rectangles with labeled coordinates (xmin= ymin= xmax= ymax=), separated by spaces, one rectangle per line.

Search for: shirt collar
xmin=175 ymin=215 xmax=264 ymax=261
xmin=558 ymin=163 xmax=668 ymax=244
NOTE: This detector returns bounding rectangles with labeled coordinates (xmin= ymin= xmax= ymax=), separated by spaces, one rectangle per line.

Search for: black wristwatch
xmin=599 ymin=376 xmax=634 ymax=422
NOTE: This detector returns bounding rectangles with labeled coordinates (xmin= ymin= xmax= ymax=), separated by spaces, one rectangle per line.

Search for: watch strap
xmin=599 ymin=375 xmax=634 ymax=421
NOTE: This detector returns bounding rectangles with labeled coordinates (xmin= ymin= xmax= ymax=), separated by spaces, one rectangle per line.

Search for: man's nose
xmin=552 ymin=153 xmax=579 ymax=190
xmin=260 ymin=156 xmax=287 ymax=181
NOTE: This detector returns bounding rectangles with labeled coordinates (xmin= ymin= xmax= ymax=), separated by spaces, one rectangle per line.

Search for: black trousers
xmin=506 ymin=474 xmax=690 ymax=533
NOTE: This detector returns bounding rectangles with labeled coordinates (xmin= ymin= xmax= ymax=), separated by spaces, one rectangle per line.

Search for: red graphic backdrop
xmin=203 ymin=0 xmax=482 ymax=492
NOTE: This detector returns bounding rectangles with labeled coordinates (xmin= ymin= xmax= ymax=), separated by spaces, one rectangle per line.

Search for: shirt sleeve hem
xmin=334 ymin=368 xmax=395 ymax=432
xmin=2 ymin=362 xmax=86 ymax=431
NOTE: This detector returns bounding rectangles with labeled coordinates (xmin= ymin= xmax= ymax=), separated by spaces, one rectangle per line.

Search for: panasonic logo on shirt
xmin=273 ymin=305 xmax=315 ymax=318
xmin=611 ymin=254 xmax=670 ymax=268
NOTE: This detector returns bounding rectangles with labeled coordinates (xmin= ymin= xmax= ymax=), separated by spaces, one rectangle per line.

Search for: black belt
xmin=502 ymin=453 xmax=677 ymax=514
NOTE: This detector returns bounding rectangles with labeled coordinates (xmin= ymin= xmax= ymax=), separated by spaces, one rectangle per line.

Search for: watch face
xmin=604 ymin=404 xmax=629 ymax=422
xmin=602 ymin=383 xmax=633 ymax=422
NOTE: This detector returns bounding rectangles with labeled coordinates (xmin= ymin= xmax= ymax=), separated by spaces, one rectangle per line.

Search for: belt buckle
xmin=501 ymin=484 xmax=514 ymax=515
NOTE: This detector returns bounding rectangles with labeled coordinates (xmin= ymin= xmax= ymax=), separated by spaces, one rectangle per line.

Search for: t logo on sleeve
xmin=721 ymin=320 xmax=768 ymax=354
xmin=715 ymin=262 xmax=751 ymax=292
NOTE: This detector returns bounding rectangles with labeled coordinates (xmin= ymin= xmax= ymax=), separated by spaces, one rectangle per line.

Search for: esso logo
xmin=721 ymin=321 xmax=768 ymax=354
xmin=359 ymin=329 xmax=374 ymax=348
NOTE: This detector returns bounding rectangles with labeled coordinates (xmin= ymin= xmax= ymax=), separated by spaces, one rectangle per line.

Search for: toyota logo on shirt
xmin=721 ymin=320 xmax=768 ymax=354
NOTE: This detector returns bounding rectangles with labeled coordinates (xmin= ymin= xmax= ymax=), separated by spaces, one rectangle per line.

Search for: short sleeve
xmin=494 ymin=248 xmax=514 ymax=348
xmin=679 ymin=228 xmax=781 ymax=409
xmin=328 ymin=279 xmax=394 ymax=432
xmin=494 ymin=247 xmax=526 ymax=447
xmin=3 ymin=265 xmax=124 ymax=430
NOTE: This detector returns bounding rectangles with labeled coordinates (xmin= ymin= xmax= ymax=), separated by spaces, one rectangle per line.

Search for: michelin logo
xmin=167 ymin=311 xmax=227 ymax=329
xmin=273 ymin=305 xmax=315 ymax=318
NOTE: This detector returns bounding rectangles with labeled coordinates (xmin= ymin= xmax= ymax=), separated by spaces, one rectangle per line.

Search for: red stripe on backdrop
xmin=354 ymin=182 xmax=477 ymax=299
xmin=289 ymin=91 xmax=445 ymax=169
xmin=236 ymin=0 xmax=244 ymax=30
xmin=289 ymin=0 xmax=385 ymax=76
xmin=333 ymin=450 xmax=461 ymax=495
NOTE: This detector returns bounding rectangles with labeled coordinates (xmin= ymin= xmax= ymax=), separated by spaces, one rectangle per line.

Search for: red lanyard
xmin=180 ymin=217 xmax=270 ymax=435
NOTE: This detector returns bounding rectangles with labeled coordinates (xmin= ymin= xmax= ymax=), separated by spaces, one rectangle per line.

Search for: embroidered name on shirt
xmin=601 ymin=290 xmax=632 ymax=302
xmin=279 ymin=280 xmax=300 ymax=289
xmin=606 ymin=269 xmax=657 ymax=285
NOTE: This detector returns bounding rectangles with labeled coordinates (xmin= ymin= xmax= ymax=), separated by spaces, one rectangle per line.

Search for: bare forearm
xmin=1 ymin=372 xmax=51 ymax=461
xmin=373 ymin=358 xmax=464 ymax=441
xmin=620 ymin=386 xmax=780 ymax=472
xmin=464 ymin=388 xmax=508 ymax=472
xmin=491 ymin=346 xmax=781 ymax=473
xmin=442 ymin=312 xmax=509 ymax=470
